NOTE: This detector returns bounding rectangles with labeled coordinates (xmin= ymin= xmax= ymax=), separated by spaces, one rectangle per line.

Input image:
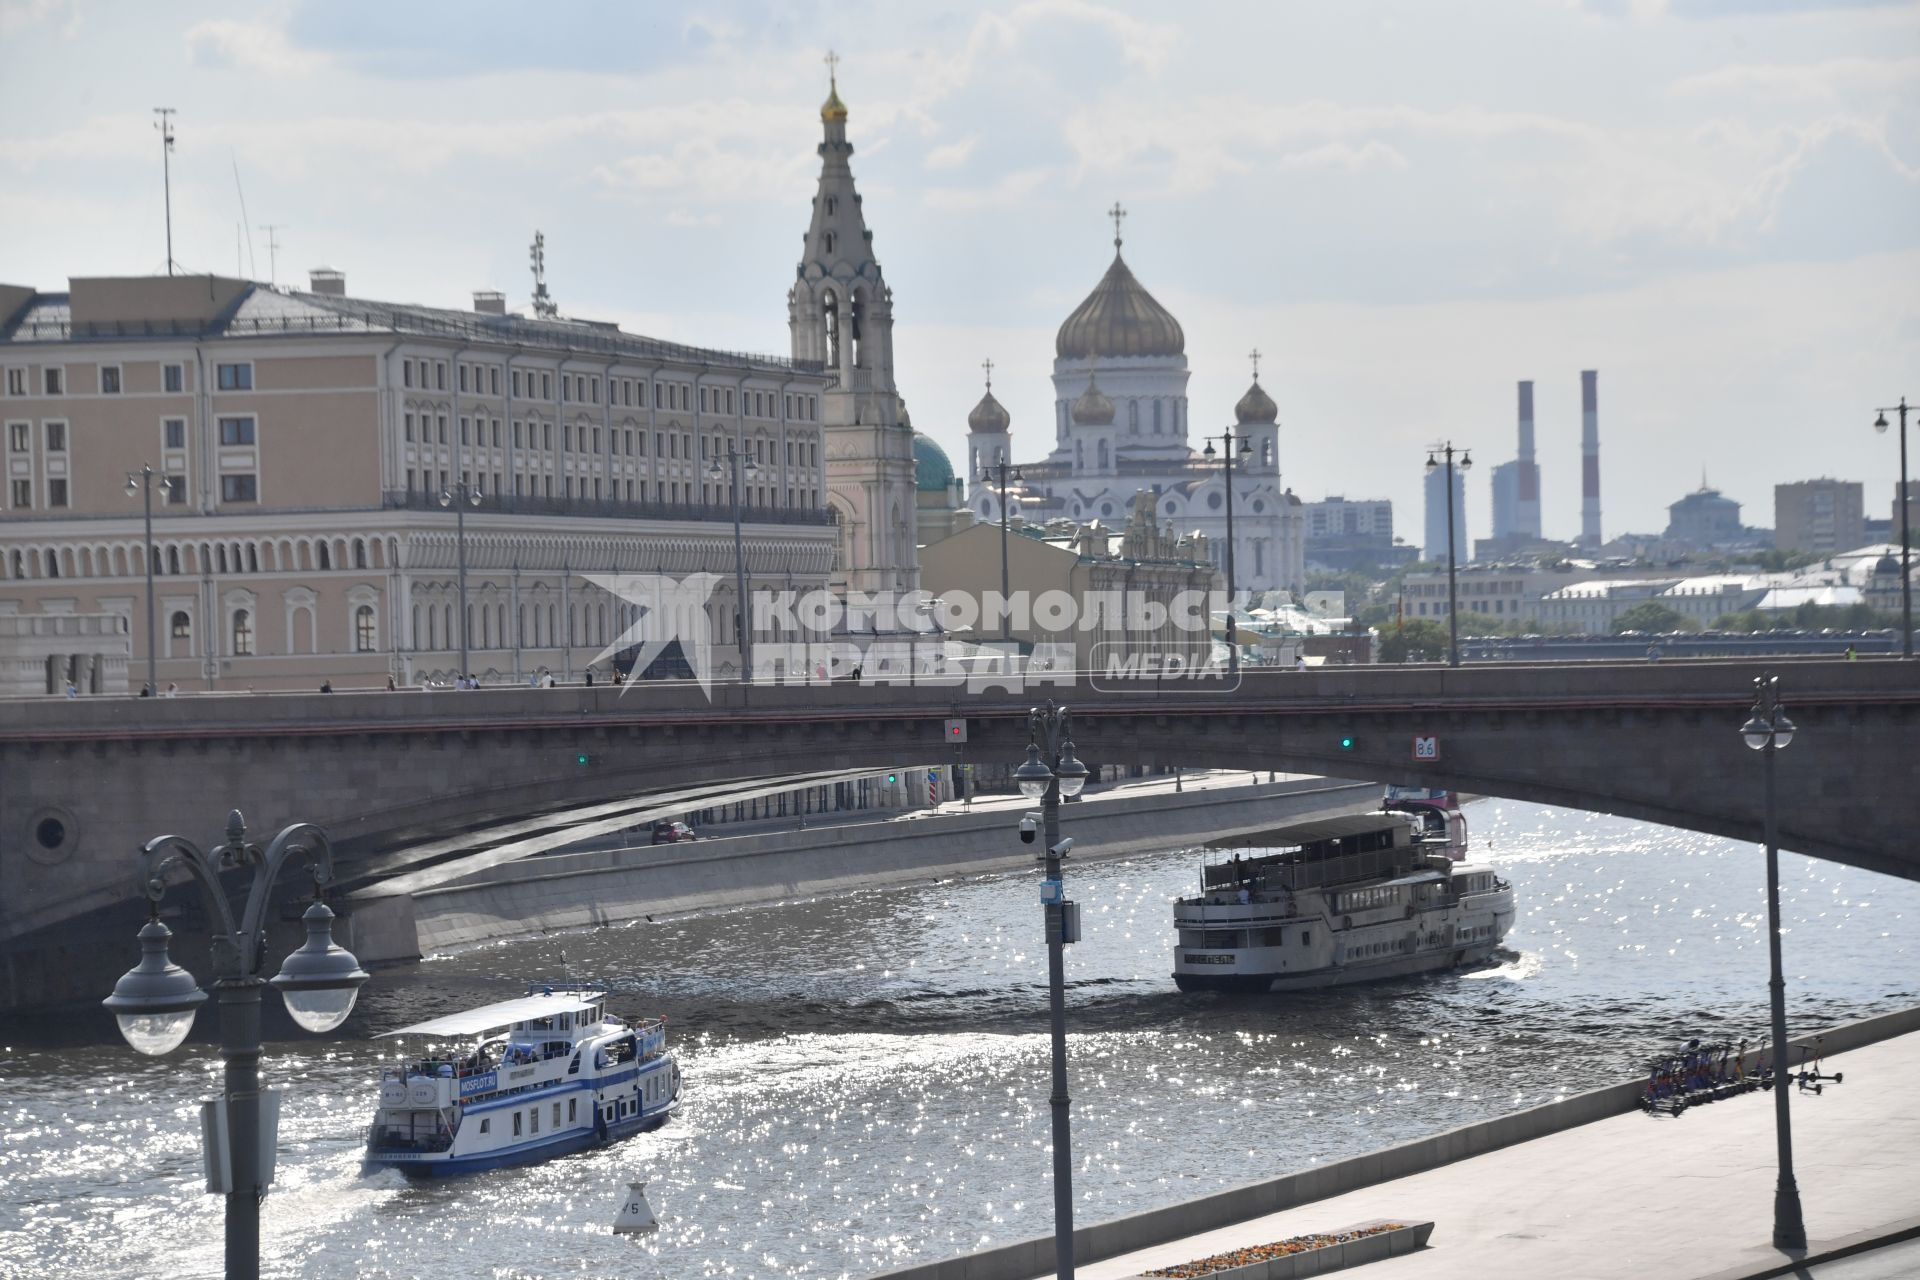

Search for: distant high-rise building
xmin=1424 ymin=462 xmax=1468 ymax=564
xmin=1665 ymin=478 xmax=1744 ymax=548
xmin=1775 ymin=479 xmax=1864 ymax=556
xmin=1578 ymin=370 xmax=1601 ymax=548
xmin=1302 ymin=496 xmax=1409 ymax=571
xmin=1490 ymin=460 xmax=1519 ymax=542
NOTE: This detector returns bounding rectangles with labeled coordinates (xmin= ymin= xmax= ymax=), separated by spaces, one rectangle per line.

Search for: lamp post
xmin=1872 ymin=398 xmax=1913 ymax=658
xmin=438 ymin=480 xmax=483 ymax=681
xmin=125 ymin=464 xmax=161 ymax=695
xmin=1740 ymin=673 xmax=1805 ymax=1251
xmin=1424 ymin=442 xmax=1473 ymax=668
xmin=979 ymin=459 xmax=1023 ymax=642
xmin=708 ymin=441 xmax=759 ymax=683
xmin=1201 ymin=428 xmax=1252 ymax=672
xmin=1012 ymin=702 xmax=1090 ymax=1280
xmin=103 ymin=810 xmax=368 ymax=1280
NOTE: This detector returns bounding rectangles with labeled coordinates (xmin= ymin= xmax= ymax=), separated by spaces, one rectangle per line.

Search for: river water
xmin=2 ymin=799 xmax=1915 ymax=1280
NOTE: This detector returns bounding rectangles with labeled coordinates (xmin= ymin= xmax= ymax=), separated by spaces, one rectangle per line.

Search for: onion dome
xmin=1071 ymin=370 xmax=1115 ymax=426
xmin=912 ymin=433 xmax=955 ymax=492
xmin=1055 ymin=252 xmax=1185 ymax=360
xmin=968 ymin=388 xmax=1011 ymax=434
xmin=821 ymin=75 xmax=848 ymax=123
xmin=1234 ymin=379 xmax=1278 ymax=425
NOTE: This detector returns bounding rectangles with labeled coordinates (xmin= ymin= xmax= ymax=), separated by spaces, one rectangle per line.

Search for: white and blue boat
xmin=363 ymin=983 xmax=680 ymax=1177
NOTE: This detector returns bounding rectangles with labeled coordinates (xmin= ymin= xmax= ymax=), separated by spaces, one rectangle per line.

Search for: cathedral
xmin=963 ymin=212 xmax=1307 ymax=598
xmin=791 ymin=65 xmax=920 ymax=597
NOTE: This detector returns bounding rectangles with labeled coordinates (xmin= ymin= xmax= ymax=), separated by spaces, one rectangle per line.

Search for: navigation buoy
xmin=613 ymin=1181 xmax=658 ymax=1235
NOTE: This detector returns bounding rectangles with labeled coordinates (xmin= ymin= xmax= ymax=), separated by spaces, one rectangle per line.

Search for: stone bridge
xmin=3 ymin=658 xmax=1914 ymax=1006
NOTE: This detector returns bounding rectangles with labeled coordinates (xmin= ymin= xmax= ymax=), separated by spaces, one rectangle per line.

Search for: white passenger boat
xmin=1171 ymin=801 xmax=1514 ymax=993
xmin=363 ymin=983 xmax=680 ymax=1177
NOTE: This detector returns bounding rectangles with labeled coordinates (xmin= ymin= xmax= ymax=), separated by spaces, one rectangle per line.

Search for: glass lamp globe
xmin=1875 ymin=413 xmax=1889 ymax=434
xmin=1013 ymin=744 xmax=1054 ymax=800
xmin=1770 ymin=711 xmax=1796 ymax=750
xmin=1459 ymin=452 xmax=1474 ymax=472
xmin=467 ymin=486 xmax=482 ymax=507
xmin=1053 ymin=745 xmax=1090 ymax=799
xmin=1740 ymin=714 xmax=1771 ymax=751
xmin=438 ymin=489 xmax=454 ymax=509
xmin=269 ymin=902 xmax=370 ymax=1034
xmin=102 ymin=919 xmax=206 ymax=1056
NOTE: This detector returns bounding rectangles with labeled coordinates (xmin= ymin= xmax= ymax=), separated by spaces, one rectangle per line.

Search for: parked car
xmin=650 ymin=821 xmax=697 ymax=844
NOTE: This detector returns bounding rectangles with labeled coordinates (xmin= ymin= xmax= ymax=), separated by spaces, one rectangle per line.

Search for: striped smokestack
xmin=1517 ymin=380 xmax=1541 ymax=538
xmin=1580 ymin=369 xmax=1600 ymax=547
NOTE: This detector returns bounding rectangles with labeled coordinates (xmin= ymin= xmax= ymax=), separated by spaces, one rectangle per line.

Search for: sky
xmin=3 ymin=0 xmax=1918 ymax=547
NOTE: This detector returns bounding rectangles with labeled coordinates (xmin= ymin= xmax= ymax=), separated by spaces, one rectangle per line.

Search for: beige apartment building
xmin=1775 ymin=478 xmax=1864 ymax=557
xmin=0 ymin=273 xmax=838 ymax=691
xmin=919 ymin=492 xmax=1222 ymax=672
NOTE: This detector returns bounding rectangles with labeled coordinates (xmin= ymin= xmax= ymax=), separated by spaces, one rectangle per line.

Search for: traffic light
xmin=887 ymin=773 xmax=898 ymax=783
xmin=1337 ymin=735 xmax=1358 ymax=752
xmin=577 ymin=752 xmax=592 ymax=766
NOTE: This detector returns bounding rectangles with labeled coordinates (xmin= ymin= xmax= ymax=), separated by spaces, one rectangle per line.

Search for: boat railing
xmin=365 ymin=1124 xmax=455 ymax=1155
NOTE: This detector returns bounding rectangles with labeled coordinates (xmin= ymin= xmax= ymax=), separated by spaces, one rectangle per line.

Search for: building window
xmin=489 ymin=367 xmax=499 ymax=395
xmin=10 ymin=479 xmax=29 ymax=508
xmin=45 ymin=421 xmax=66 ymax=451
xmin=8 ymin=422 xmax=27 ymax=452
xmin=438 ymin=416 xmax=447 ymax=444
xmin=43 ymin=367 xmax=63 ymax=395
xmin=4 ymin=369 xmax=23 ymax=396
xmin=222 ymin=474 xmax=258 ymax=502
xmin=48 ymin=478 xmax=68 ymax=507
xmin=163 ymin=363 xmax=184 ymax=393
xmin=218 ymin=417 xmax=256 ymax=446
xmin=403 ymin=359 xmax=414 ymax=388
xmin=215 ymin=363 xmax=252 ymax=391
xmin=459 ymin=365 xmax=469 ymax=392
xmin=404 ymin=412 xmax=414 ymax=442
xmin=231 ymin=609 xmax=254 ymax=656
xmin=164 ymin=475 xmax=186 ymax=504
xmin=435 ymin=362 xmax=445 ymax=391
xmin=355 ymin=605 xmax=377 ymax=652
xmin=541 ymin=373 xmax=551 ymax=399
xmin=170 ymin=611 xmax=191 ymax=640
xmin=100 ymin=366 xmax=121 ymax=394
xmin=164 ymin=418 xmax=186 ymax=450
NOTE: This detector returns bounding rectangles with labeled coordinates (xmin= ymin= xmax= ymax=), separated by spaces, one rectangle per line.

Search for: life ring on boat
xmin=379 ymin=1081 xmax=407 ymax=1107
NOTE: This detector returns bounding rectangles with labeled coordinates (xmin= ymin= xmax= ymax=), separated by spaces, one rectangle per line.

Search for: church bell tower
xmin=789 ymin=54 xmax=919 ymax=595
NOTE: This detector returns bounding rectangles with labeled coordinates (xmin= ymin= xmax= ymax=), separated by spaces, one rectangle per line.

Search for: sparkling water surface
xmin=2 ymin=799 xmax=1914 ymax=1279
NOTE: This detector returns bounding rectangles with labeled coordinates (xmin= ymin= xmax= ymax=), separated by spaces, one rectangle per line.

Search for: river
xmin=1 ymin=799 xmax=1914 ymax=1279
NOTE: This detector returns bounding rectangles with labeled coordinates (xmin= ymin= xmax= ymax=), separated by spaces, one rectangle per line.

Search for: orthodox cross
xmin=981 ymin=357 xmax=994 ymax=391
xmin=1249 ymin=347 xmax=1262 ymax=382
xmin=1108 ymin=201 xmax=1126 ymax=249
xmin=824 ymin=49 xmax=840 ymax=86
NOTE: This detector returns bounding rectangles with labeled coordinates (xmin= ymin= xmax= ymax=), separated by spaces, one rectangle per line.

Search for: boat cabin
xmin=1199 ymin=813 xmax=1435 ymax=898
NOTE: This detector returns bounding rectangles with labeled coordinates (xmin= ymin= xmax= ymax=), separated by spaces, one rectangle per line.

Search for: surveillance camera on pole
xmin=1048 ymin=837 xmax=1074 ymax=859
xmin=1019 ymin=813 xmax=1039 ymax=844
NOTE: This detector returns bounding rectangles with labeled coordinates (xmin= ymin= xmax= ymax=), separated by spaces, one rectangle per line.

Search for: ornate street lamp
xmin=125 ymin=464 xmax=162 ymax=696
xmin=1013 ymin=702 xmax=1089 ymax=1280
xmin=439 ymin=480 xmax=484 ymax=681
xmin=1741 ymin=674 xmax=1805 ymax=1251
xmin=103 ymin=810 xmax=368 ymax=1280
xmin=978 ymin=460 xmax=1024 ymax=642
xmin=708 ymin=442 xmax=760 ymax=683
xmin=1872 ymin=398 xmax=1913 ymax=658
xmin=1424 ymin=443 xmax=1473 ymax=668
xmin=1201 ymin=429 xmax=1253 ymax=671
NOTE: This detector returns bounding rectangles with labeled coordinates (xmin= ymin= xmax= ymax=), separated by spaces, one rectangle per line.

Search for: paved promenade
xmin=1072 ymin=1031 xmax=1920 ymax=1280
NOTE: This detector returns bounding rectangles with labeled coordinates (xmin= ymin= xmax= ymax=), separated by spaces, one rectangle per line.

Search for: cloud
xmin=922 ymin=167 xmax=1052 ymax=212
xmin=0 ymin=0 xmax=78 ymax=36
xmin=924 ymin=136 xmax=980 ymax=171
xmin=1672 ymin=54 xmax=1920 ymax=100
xmin=185 ymin=19 xmax=328 ymax=75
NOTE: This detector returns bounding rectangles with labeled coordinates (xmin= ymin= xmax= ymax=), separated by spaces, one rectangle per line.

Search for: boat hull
xmin=365 ymin=1101 xmax=676 ymax=1179
xmin=1173 ymin=943 xmax=1502 ymax=993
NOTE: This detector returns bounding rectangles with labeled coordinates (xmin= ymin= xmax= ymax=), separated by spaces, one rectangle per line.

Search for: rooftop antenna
xmin=529 ymin=230 xmax=558 ymax=318
xmin=258 ymin=224 xmax=286 ymax=285
xmin=230 ymin=154 xmax=256 ymax=279
xmin=153 ymin=108 xmax=177 ymax=276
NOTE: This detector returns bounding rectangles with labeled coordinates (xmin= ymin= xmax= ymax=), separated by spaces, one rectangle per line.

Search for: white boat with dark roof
xmin=363 ymin=983 xmax=680 ymax=1177
xmin=1171 ymin=801 xmax=1514 ymax=993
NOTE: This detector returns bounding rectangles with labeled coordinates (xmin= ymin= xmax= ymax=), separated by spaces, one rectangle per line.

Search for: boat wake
xmin=1463 ymin=949 xmax=1539 ymax=982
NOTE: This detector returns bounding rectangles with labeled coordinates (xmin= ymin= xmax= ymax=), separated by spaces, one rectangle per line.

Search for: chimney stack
xmin=1579 ymin=370 xmax=1600 ymax=548
xmin=1517 ymin=380 xmax=1541 ymax=539
xmin=473 ymin=290 xmax=506 ymax=315
xmin=309 ymin=268 xmax=346 ymax=297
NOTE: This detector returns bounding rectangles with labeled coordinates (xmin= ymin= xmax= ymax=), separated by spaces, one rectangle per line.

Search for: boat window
xmin=568 ymin=1099 xmax=577 ymax=1123
xmin=531 ymin=1109 xmax=540 ymax=1134
xmin=513 ymin=1112 xmax=522 ymax=1137
xmin=1302 ymin=930 xmax=1311 ymax=945
xmin=480 ymin=1118 xmax=491 ymax=1134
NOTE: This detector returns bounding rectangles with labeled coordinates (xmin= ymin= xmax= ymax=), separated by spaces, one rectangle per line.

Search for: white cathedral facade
xmin=964 ymin=220 xmax=1307 ymax=598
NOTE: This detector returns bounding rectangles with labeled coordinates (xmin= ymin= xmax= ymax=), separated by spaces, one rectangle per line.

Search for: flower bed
xmin=1136 ymin=1218 xmax=1432 ymax=1280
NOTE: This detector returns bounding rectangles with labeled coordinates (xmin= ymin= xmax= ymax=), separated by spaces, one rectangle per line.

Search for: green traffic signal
xmin=1337 ymin=736 xmax=1357 ymax=751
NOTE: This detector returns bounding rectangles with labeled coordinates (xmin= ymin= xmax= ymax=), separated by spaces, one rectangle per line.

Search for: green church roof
xmin=913 ymin=432 xmax=956 ymax=492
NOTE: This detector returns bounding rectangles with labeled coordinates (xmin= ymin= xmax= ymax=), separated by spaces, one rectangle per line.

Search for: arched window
xmin=1153 ymin=400 xmax=1163 ymax=434
xmin=171 ymin=611 xmax=191 ymax=639
xmin=246 ymin=544 xmax=259 ymax=573
xmin=217 ymin=545 xmax=229 ymax=574
xmin=353 ymin=539 xmax=368 ymax=569
xmin=850 ymin=292 xmax=865 ymax=366
xmin=9 ymin=549 xmax=22 ymax=578
xmin=1097 ymin=440 xmax=1109 ymax=469
xmin=317 ymin=542 xmax=331 ymax=570
xmin=231 ymin=609 xmax=254 ymax=656
xmin=45 ymin=549 xmax=59 ymax=578
xmin=1261 ymin=439 xmax=1273 ymax=468
xmin=1128 ymin=401 xmax=1139 ymax=433
xmin=822 ymin=290 xmax=840 ymax=367
xmin=167 ymin=546 xmax=181 ymax=574
xmin=356 ymin=605 xmax=377 ymax=652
